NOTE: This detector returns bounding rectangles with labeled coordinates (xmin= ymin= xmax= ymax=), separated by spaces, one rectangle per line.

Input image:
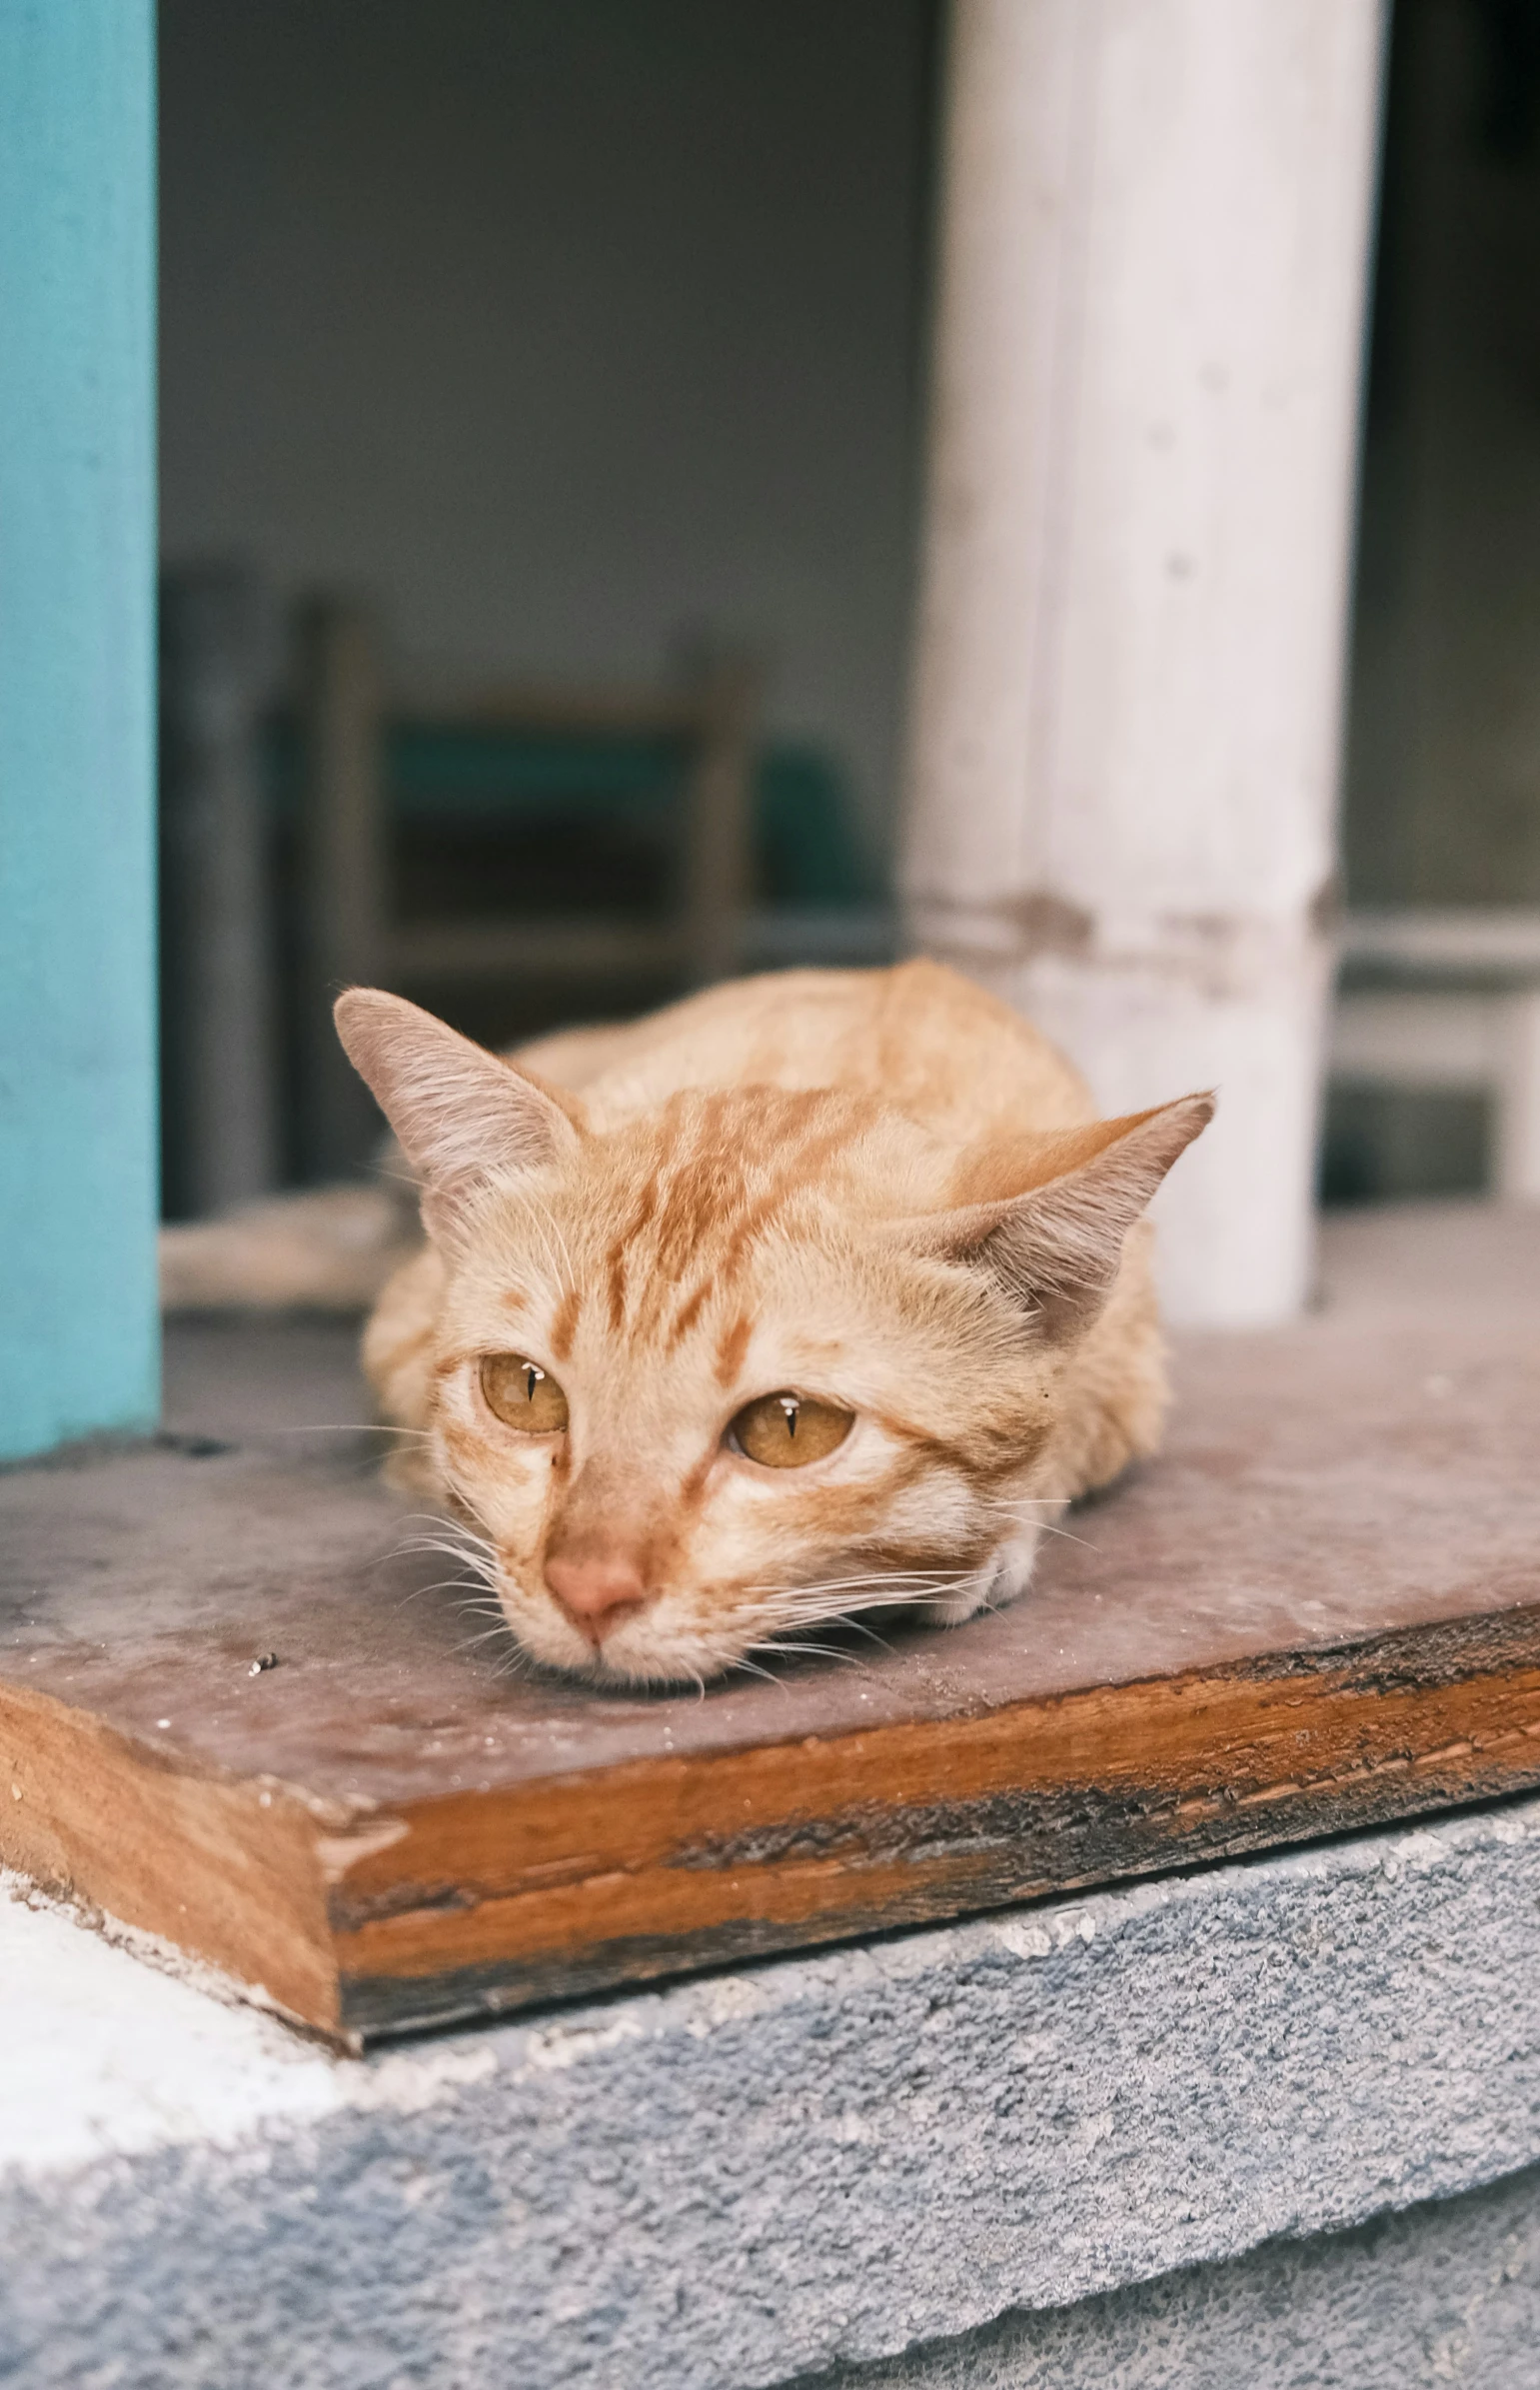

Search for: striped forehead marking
xmin=597 ymin=1090 xmax=862 ymax=1345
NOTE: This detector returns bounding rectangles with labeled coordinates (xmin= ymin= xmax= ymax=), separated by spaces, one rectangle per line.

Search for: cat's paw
xmin=931 ymin=1528 xmax=1042 ymax=1627
xmin=929 ymin=1584 xmax=993 ymax=1627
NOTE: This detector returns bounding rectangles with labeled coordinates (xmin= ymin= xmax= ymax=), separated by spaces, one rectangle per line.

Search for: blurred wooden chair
xmin=293 ymin=598 xmax=759 ymax=1177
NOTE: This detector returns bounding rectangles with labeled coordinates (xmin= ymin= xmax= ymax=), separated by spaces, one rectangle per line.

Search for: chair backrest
xmin=292 ymin=596 xmax=759 ymax=1178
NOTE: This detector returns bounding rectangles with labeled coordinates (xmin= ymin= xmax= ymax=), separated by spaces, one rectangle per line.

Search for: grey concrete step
xmin=6 ymin=1792 xmax=1540 ymax=2388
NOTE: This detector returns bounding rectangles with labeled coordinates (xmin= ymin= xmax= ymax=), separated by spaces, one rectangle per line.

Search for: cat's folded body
xmin=328 ymin=960 xmax=1212 ymax=1684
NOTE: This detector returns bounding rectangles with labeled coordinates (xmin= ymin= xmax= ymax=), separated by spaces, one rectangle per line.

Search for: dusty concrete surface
xmin=6 ymin=1796 xmax=1540 ymax=2388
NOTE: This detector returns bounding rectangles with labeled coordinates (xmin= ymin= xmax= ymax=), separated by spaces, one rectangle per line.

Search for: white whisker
xmin=459 ymin=1623 xmax=518 ymax=1652
xmin=755 ymin=1637 xmax=865 ymax=1670
xmin=987 ymin=1501 xmax=1096 ymax=1550
xmin=266 ymin=1421 xmax=439 ymax=1441
xmin=838 ymin=1616 xmax=897 ymax=1654
xmin=729 ymin=1654 xmax=785 ymax=1687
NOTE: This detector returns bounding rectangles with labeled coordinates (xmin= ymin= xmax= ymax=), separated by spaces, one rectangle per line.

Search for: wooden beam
xmin=295 ymin=597 xmax=390 ymax=1178
xmin=159 ymin=565 xmax=281 ymax=1216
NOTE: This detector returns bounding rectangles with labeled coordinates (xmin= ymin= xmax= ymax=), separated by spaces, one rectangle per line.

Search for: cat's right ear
xmin=334 ymin=990 xmax=583 ymax=1231
xmin=911 ymin=1091 xmax=1214 ymax=1341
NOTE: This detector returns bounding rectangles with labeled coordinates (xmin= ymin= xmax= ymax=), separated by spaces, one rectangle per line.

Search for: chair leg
xmin=296 ymin=597 xmax=389 ymax=1180
xmin=1495 ymin=990 xmax=1540 ymax=1203
xmin=159 ymin=565 xmax=279 ymax=1217
xmin=682 ymin=655 xmax=759 ymax=988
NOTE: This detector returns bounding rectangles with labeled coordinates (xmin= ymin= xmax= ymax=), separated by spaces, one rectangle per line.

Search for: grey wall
xmin=158 ymin=0 xmax=935 ymax=866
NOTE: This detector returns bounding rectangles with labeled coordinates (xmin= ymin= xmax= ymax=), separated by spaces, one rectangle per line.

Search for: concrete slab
xmin=809 ymin=2160 xmax=1540 ymax=2389
xmin=7 ymin=1793 xmax=1540 ymax=2388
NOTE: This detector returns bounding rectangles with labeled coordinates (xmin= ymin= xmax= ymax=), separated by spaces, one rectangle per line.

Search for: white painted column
xmin=903 ymin=0 xmax=1387 ymax=1325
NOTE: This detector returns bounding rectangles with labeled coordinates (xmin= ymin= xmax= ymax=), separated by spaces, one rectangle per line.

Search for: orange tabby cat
xmin=336 ymin=961 xmax=1212 ymax=1684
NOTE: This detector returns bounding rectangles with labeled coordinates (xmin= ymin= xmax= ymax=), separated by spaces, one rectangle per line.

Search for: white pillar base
xmin=902 ymin=0 xmax=1385 ymax=1327
xmin=915 ymin=899 xmax=1332 ymax=1325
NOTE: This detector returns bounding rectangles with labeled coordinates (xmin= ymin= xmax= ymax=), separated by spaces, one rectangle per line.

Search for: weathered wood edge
xmin=330 ymin=1604 xmax=1540 ymax=2041
xmin=0 ymin=1674 xmax=360 ymax=2036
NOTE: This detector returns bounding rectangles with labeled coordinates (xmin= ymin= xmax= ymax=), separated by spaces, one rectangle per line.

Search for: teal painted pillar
xmin=0 ymin=1 xmax=158 ymax=1459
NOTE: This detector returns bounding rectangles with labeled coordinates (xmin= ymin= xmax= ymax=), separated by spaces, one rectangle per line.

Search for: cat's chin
xmin=496 ymin=1592 xmax=751 ymax=1688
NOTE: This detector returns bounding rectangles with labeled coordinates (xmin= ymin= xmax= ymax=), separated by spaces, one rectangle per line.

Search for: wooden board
xmin=5 ymin=1207 xmax=1540 ymax=2046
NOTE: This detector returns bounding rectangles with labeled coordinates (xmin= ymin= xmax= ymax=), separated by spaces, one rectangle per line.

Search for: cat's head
xmin=337 ymin=990 xmax=1211 ymax=1684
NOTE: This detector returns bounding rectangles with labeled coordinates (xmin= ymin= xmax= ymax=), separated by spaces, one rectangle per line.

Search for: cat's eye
xmin=728 ymin=1391 xmax=852 ymax=1469
xmin=480 ymin=1353 xmax=570 ymax=1434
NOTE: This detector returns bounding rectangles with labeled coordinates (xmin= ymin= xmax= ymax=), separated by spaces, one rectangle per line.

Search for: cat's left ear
xmin=916 ymin=1092 xmax=1215 ymax=1341
xmin=335 ymin=989 xmax=583 ymax=1232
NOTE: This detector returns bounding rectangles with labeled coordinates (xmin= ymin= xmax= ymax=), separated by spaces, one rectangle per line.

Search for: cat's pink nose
xmin=544 ymin=1552 xmax=650 ymax=1646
